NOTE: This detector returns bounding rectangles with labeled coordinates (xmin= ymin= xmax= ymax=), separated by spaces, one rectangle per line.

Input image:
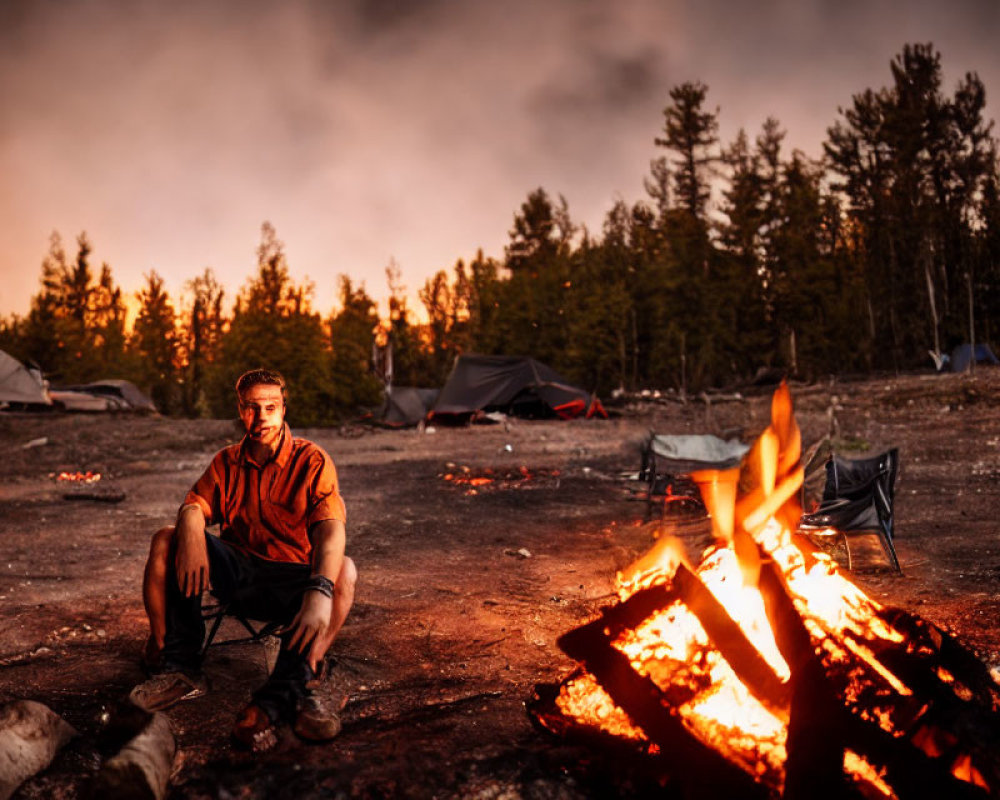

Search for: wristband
xmin=305 ymin=575 xmax=334 ymax=598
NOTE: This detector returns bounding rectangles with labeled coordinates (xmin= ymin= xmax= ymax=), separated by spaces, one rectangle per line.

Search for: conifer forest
xmin=3 ymin=44 xmax=999 ymax=426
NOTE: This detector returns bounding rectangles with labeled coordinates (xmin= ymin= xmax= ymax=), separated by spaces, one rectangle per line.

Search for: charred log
xmin=877 ymin=607 xmax=1000 ymax=710
xmin=557 ymin=619 xmax=768 ymax=798
xmin=757 ymin=554 xmax=993 ymax=799
xmin=673 ymin=564 xmax=789 ymax=718
xmin=756 ymin=557 xmax=848 ymax=799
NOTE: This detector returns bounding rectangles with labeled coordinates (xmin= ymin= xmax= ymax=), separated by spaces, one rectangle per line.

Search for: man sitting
xmin=131 ymin=368 xmax=357 ymax=750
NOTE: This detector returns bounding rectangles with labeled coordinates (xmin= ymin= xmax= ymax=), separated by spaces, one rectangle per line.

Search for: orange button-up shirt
xmin=182 ymin=423 xmax=346 ymax=564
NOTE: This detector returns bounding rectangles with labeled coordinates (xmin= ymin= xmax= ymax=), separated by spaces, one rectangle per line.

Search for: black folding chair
xmin=200 ymin=594 xmax=284 ymax=656
xmin=799 ymin=448 xmax=901 ymax=573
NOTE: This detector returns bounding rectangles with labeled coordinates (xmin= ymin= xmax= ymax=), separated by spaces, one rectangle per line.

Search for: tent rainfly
xmin=431 ymin=355 xmax=606 ymax=421
xmin=0 ymin=350 xmax=51 ymax=407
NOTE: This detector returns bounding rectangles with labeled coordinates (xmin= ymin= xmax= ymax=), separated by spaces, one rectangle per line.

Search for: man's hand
xmin=174 ymin=509 xmax=209 ymax=597
xmin=287 ymin=590 xmax=333 ymax=672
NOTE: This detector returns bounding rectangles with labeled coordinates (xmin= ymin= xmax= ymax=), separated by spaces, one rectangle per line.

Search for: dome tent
xmin=0 ymin=349 xmax=51 ymax=408
xmin=431 ymin=355 xmax=605 ymax=421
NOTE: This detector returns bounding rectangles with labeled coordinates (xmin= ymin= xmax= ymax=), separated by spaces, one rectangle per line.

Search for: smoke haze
xmin=1 ymin=0 xmax=997 ymax=316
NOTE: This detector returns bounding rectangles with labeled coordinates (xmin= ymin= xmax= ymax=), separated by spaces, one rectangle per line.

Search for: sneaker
xmin=232 ymin=703 xmax=278 ymax=753
xmin=129 ymin=671 xmax=208 ymax=712
xmin=304 ymin=656 xmax=330 ymax=690
xmin=292 ymin=694 xmax=343 ymax=742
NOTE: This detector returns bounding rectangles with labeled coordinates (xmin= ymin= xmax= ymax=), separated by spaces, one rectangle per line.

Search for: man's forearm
xmin=174 ymin=503 xmax=210 ymax=595
xmin=309 ymin=519 xmax=346 ymax=584
xmin=176 ymin=503 xmax=207 ymax=540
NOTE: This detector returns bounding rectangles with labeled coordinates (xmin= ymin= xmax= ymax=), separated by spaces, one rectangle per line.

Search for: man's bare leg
xmin=142 ymin=526 xmax=175 ymax=666
xmin=308 ymin=556 xmax=357 ymax=673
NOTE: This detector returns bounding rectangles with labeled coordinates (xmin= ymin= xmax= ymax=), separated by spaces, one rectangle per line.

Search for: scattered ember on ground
xmin=52 ymin=471 xmax=102 ymax=483
xmin=440 ymin=465 xmax=561 ymax=495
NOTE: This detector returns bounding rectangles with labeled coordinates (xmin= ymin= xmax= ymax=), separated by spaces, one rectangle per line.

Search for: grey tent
xmin=0 ymin=350 xmax=51 ymax=407
xmin=374 ymin=387 xmax=439 ymax=427
xmin=431 ymin=355 xmax=605 ymax=421
xmin=57 ymin=379 xmax=157 ymax=412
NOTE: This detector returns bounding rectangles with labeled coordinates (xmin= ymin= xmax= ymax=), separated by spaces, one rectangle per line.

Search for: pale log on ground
xmin=0 ymin=699 xmax=77 ymax=800
xmin=90 ymin=711 xmax=175 ymax=800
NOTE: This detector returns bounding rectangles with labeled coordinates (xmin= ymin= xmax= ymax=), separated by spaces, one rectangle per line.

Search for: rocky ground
xmin=1 ymin=371 xmax=999 ymax=798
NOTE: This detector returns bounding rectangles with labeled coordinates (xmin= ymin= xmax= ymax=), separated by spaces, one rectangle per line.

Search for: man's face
xmin=238 ymin=383 xmax=285 ymax=449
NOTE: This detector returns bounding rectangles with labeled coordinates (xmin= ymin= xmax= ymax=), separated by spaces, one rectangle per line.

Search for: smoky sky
xmin=1 ymin=0 xmax=997 ymax=317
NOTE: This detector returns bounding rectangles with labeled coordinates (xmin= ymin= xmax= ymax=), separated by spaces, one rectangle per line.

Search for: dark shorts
xmin=205 ymin=534 xmax=313 ymax=625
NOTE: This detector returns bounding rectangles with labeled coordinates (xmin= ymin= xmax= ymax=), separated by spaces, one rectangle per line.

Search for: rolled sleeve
xmin=306 ymin=451 xmax=347 ymax=528
xmin=180 ymin=493 xmax=213 ymax=522
xmin=181 ymin=453 xmax=226 ymax=525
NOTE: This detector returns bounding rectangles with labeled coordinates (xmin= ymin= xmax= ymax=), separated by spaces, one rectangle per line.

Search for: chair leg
xmin=877 ymin=529 xmax=902 ymax=574
xmin=234 ymin=614 xmax=261 ymax=638
xmin=841 ymin=532 xmax=853 ymax=571
xmin=202 ymin=611 xmax=226 ymax=656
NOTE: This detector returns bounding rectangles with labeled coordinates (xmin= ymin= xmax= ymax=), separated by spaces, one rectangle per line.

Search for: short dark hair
xmin=236 ymin=368 xmax=287 ymax=402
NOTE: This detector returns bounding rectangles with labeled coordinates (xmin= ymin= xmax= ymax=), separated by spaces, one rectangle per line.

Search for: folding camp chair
xmin=798 ymin=448 xmax=901 ymax=573
xmin=200 ymin=595 xmax=284 ymax=656
xmin=639 ymin=433 xmax=749 ymax=520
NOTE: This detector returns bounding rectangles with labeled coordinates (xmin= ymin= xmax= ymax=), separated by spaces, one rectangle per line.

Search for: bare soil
xmin=2 ymin=372 xmax=999 ymax=799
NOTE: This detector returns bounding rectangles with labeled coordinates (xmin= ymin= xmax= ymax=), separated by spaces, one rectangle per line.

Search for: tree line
xmin=2 ymin=43 xmax=999 ymax=426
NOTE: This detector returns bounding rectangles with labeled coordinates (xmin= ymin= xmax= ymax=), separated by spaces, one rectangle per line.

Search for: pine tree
xmin=653 ymin=83 xmax=722 ymax=389
xmin=129 ymin=271 xmax=178 ymax=413
xmin=180 ymin=269 xmax=227 ymax=417
xmin=825 ymin=43 xmax=998 ymax=368
xmin=328 ymin=276 xmax=382 ymax=411
xmin=383 ymin=260 xmax=430 ymax=387
xmin=209 ymin=223 xmax=338 ymax=425
xmin=20 ymin=232 xmax=126 ymax=383
xmin=502 ymin=188 xmax=575 ymax=368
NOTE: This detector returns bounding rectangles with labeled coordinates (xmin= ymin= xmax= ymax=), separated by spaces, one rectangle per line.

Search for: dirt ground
xmin=2 ymin=371 xmax=1000 ymax=799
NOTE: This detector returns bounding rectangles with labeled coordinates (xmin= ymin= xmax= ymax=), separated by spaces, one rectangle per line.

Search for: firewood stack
xmin=529 ymin=384 xmax=1000 ymax=799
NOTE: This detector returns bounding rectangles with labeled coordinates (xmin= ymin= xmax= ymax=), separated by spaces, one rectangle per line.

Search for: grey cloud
xmin=0 ymin=0 xmax=997 ymax=317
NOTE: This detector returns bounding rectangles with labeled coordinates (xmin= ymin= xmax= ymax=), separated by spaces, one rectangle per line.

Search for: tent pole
xmin=967 ymin=271 xmax=975 ymax=375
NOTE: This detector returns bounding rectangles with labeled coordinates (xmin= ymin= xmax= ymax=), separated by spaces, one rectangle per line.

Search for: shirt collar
xmin=239 ymin=422 xmax=293 ymax=469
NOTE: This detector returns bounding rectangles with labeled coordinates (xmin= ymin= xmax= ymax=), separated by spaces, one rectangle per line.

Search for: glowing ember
xmin=54 ymin=471 xmax=101 ymax=483
xmin=441 ymin=466 xmax=560 ymax=495
xmin=541 ymin=383 xmax=997 ymax=797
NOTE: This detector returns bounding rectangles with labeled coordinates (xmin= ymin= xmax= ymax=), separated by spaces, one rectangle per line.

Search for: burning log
xmin=552 ymin=599 xmax=770 ymax=798
xmin=672 ymin=564 xmax=789 ymax=718
xmin=531 ymin=383 xmax=1000 ymax=799
xmin=0 ymin=700 xmax=77 ymax=800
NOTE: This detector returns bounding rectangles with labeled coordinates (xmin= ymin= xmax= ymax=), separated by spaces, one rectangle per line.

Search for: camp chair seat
xmin=639 ymin=433 xmax=748 ymax=520
xmin=200 ymin=599 xmax=284 ymax=656
xmin=799 ymin=448 xmax=901 ymax=573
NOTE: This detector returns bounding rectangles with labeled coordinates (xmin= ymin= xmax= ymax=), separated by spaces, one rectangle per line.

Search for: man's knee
xmin=148 ymin=526 xmax=175 ymax=564
xmin=337 ymin=557 xmax=357 ymax=597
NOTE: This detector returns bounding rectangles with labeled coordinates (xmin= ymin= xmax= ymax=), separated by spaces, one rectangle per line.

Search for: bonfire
xmin=531 ymin=383 xmax=1000 ymax=799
